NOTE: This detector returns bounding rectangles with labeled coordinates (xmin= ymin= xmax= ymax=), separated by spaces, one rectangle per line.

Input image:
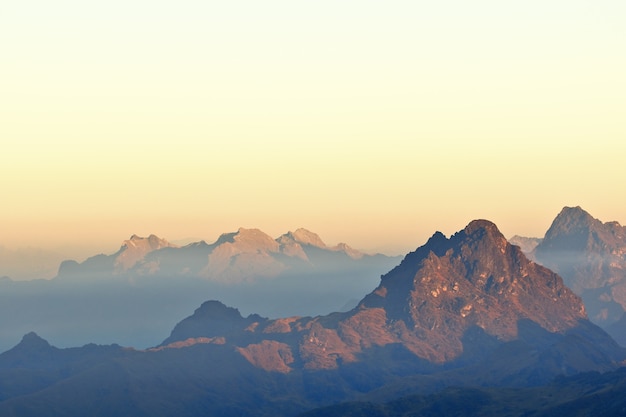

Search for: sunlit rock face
xmin=1 ymin=219 xmax=623 ymax=417
xmin=163 ymin=220 xmax=593 ymax=371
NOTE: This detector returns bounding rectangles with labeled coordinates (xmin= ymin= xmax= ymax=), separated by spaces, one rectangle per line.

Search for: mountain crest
xmin=543 ymin=206 xmax=598 ymax=244
xmin=115 ymin=234 xmax=177 ymax=271
xmin=284 ymin=228 xmax=327 ymax=248
xmin=18 ymin=332 xmax=51 ymax=350
xmin=361 ymin=219 xmax=586 ymax=359
xmin=534 ymin=206 xmax=626 ymax=327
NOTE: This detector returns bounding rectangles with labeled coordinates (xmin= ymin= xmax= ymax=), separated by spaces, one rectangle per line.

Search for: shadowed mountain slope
xmin=0 ymin=229 xmax=399 ymax=352
xmin=0 ymin=219 xmax=623 ymax=417
xmin=534 ymin=206 xmax=626 ymax=336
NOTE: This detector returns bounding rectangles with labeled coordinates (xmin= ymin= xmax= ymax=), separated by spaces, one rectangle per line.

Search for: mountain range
xmin=511 ymin=207 xmax=626 ymax=346
xmin=0 ymin=228 xmax=400 ymax=351
xmin=0 ymin=219 xmax=623 ymax=416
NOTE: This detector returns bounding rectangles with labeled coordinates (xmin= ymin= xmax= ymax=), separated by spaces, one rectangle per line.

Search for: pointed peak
xmin=286 ymin=228 xmax=326 ymax=248
xmin=544 ymin=206 xmax=598 ymax=240
xmin=553 ymin=206 xmax=594 ymax=225
xmin=15 ymin=332 xmax=52 ymax=351
xmin=332 ymin=242 xmax=364 ymax=259
xmin=426 ymin=230 xmax=448 ymax=244
xmin=122 ymin=234 xmax=175 ymax=249
xmin=559 ymin=205 xmax=588 ymax=216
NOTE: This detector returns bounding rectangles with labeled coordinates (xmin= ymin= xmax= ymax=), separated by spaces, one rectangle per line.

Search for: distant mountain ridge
xmin=159 ymin=220 xmax=609 ymax=370
xmin=0 ymin=228 xmax=400 ymax=352
xmin=509 ymin=235 xmax=542 ymax=256
xmin=0 ymin=219 xmax=622 ymax=417
xmin=533 ymin=206 xmax=626 ymax=341
xmin=56 ymin=227 xmax=392 ymax=284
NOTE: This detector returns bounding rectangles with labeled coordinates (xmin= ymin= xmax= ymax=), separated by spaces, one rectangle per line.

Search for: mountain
xmin=157 ymin=220 xmax=622 ymax=377
xmin=534 ymin=206 xmax=626 ymax=332
xmin=56 ymin=234 xmax=178 ymax=280
xmin=0 ymin=219 xmax=623 ymax=416
xmin=508 ymin=235 xmax=542 ymax=257
xmin=0 ymin=229 xmax=400 ymax=352
xmin=56 ymin=228 xmax=395 ymax=284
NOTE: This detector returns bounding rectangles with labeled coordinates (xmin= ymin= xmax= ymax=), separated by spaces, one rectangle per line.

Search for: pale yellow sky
xmin=1 ymin=1 xmax=625 ymax=258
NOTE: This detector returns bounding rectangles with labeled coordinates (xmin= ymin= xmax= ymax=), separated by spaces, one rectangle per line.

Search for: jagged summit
xmin=212 ymin=228 xmax=279 ymax=251
xmin=160 ymin=219 xmax=605 ymax=370
xmin=1 ymin=332 xmax=56 ymax=361
xmin=542 ymin=206 xmax=599 ymax=248
xmin=18 ymin=332 xmax=51 ymax=350
xmin=123 ymin=234 xmax=174 ymax=249
xmin=541 ymin=206 xmax=624 ymax=253
xmin=361 ymin=219 xmax=587 ymax=357
xmin=161 ymin=300 xmax=265 ymax=346
xmin=534 ymin=206 xmax=626 ymax=328
xmin=116 ymin=234 xmax=177 ymax=271
xmin=331 ymin=242 xmax=363 ymax=259
xmin=286 ymin=228 xmax=327 ymax=248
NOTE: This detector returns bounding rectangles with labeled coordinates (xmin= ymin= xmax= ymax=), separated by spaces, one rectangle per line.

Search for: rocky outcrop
xmin=161 ymin=220 xmax=618 ymax=373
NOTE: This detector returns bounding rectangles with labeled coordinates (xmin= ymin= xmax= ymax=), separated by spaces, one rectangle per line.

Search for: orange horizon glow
xmin=1 ymin=1 xmax=625 ymax=261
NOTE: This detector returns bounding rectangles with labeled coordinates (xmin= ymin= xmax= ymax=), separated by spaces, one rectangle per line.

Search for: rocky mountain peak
xmin=2 ymin=332 xmax=55 ymax=359
xmin=361 ymin=219 xmax=586 ymax=356
xmin=214 ymin=228 xmax=279 ymax=252
xmin=455 ymin=219 xmax=509 ymax=254
xmin=115 ymin=234 xmax=177 ymax=271
xmin=540 ymin=206 xmax=625 ymax=254
xmin=534 ymin=206 xmax=626 ymax=328
xmin=18 ymin=332 xmax=51 ymax=350
xmin=287 ymin=228 xmax=327 ymax=248
xmin=161 ymin=300 xmax=265 ymax=346
xmin=542 ymin=206 xmax=599 ymax=248
xmin=331 ymin=242 xmax=364 ymax=259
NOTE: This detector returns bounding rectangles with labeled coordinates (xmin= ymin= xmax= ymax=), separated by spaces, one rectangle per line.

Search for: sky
xmin=1 ymin=0 xmax=625 ymax=262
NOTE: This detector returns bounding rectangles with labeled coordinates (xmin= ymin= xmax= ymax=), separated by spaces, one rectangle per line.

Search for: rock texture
xmin=160 ymin=220 xmax=613 ymax=372
xmin=0 ymin=219 xmax=623 ymax=417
